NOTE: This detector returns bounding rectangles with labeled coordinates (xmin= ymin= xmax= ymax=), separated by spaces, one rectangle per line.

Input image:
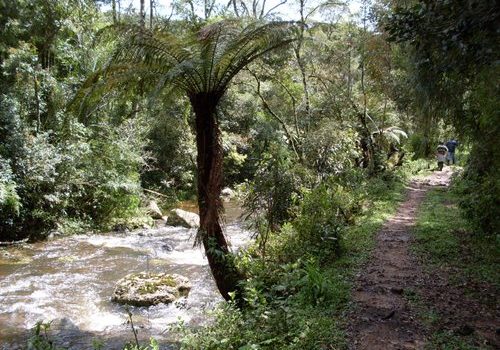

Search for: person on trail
xmin=445 ymin=139 xmax=458 ymax=165
xmin=436 ymin=143 xmax=448 ymax=171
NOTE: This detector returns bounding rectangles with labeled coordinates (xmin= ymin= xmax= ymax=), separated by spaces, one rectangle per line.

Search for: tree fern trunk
xmin=190 ymin=92 xmax=243 ymax=301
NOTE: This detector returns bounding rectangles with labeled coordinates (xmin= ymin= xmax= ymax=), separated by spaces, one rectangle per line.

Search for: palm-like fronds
xmin=102 ymin=20 xmax=295 ymax=98
xmin=74 ymin=19 xmax=295 ymax=302
xmin=372 ymin=126 xmax=408 ymax=144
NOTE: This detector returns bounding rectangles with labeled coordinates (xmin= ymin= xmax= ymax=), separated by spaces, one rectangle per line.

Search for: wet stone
xmin=167 ymin=209 xmax=200 ymax=228
xmin=161 ymin=242 xmax=174 ymax=251
xmin=112 ymin=272 xmax=191 ymax=307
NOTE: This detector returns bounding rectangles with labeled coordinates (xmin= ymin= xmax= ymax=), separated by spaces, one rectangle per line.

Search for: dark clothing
xmin=445 ymin=140 xmax=458 ymax=164
xmin=447 ymin=152 xmax=456 ymax=164
xmin=445 ymin=140 xmax=458 ymax=153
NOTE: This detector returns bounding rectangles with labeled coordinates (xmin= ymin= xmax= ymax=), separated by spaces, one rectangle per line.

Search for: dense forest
xmin=0 ymin=0 xmax=498 ymax=349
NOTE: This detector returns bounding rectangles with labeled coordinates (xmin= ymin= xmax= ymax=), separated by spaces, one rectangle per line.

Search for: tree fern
xmin=77 ymin=19 xmax=295 ymax=301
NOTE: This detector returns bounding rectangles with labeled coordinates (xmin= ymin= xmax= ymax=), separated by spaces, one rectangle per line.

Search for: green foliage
xmin=27 ymin=321 xmax=61 ymax=350
xmin=290 ymin=181 xmax=360 ymax=260
xmin=427 ymin=331 xmax=485 ymax=350
xmin=398 ymin=155 xmax=431 ymax=177
xmin=0 ymin=157 xmax=20 ymax=223
xmin=175 ymin=292 xmax=346 ymax=350
xmin=222 ymin=132 xmax=249 ymax=186
xmin=174 ymin=169 xmax=407 ymax=349
xmin=408 ymin=133 xmax=431 ymax=159
xmin=243 ymin=143 xmax=307 ymax=244
xmin=0 ymin=1 xmax=148 ymax=239
xmin=296 ymin=258 xmax=335 ymax=306
xmin=386 ymin=0 xmax=499 ymax=236
xmin=302 ymin=121 xmax=359 ymax=179
xmin=141 ymin=98 xmax=197 ymax=200
xmin=0 ymin=114 xmax=144 ymax=239
xmin=454 ymin=159 xmax=500 ymax=236
xmin=453 ymin=67 xmax=500 ymax=235
xmin=414 ymin=187 xmax=499 ymax=288
xmin=122 ymin=338 xmax=159 ymax=350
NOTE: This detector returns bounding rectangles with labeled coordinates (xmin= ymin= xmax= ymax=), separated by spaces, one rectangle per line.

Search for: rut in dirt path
xmin=347 ymin=170 xmax=452 ymax=350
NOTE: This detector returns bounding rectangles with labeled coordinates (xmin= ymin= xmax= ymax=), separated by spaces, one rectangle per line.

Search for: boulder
xmin=147 ymin=200 xmax=163 ymax=220
xmin=47 ymin=230 xmax=63 ymax=241
xmin=167 ymin=209 xmax=200 ymax=228
xmin=112 ymin=272 xmax=191 ymax=307
xmin=154 ymin=216 xmax=169 ymax=228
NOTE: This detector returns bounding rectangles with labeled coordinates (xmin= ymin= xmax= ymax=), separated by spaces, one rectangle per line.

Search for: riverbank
xmin=173 ymin=173 xmax=410 ymax=349
xmin=174 ymin=166 xmax=499 ymax=350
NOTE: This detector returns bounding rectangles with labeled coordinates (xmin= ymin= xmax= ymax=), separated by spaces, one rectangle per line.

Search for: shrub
xmin=0 ymin=116 xmax=144 ymax=238
xmin=291 ymin=181 xmax=359 ymax=260
xmin=0 ymin=157 xmax=21 ymax=237
xmin=243 ymin=143 xmax=312 ymax=253
xmin=454 ymin=146 xmax=500 ymax=236
xmin=408 ymin=133 xmax=432 ymax=159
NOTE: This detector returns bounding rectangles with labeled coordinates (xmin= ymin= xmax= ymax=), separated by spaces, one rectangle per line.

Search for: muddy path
xmin=346 ymin=168 xmax=499 ymax=349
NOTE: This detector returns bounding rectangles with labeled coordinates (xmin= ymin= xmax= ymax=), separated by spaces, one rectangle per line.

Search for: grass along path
xmin=411 ymin=174 xmax=499 ymax=349
xmin=347 ymin=168 xmax=453 ymax=349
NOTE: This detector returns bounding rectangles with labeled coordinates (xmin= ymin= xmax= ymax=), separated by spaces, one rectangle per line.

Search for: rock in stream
xmin=112 ymin=272 xmax=191 ymax=307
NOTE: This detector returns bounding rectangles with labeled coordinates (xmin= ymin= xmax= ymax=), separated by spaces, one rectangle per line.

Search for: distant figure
xmin=436 ymin=143 xmax=448 ymax=171
xmin=445 ymin=139 xmax=459 ymax=165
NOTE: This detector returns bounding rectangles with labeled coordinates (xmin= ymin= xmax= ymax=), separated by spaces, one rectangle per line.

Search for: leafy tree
xmin=82 ymin=20 xmax=295 ymax=300
xmin=386 ymin=0 xmax=499 ymax=234
xmin=0 ymin=0 xmax=145 ymax=240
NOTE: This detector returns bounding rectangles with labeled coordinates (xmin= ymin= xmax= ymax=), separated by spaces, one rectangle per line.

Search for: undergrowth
xmin=172 ymin=173 xmax=408 ymax=349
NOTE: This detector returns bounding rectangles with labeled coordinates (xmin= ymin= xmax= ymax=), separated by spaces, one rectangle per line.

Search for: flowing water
xmin=0 ymin=202 xmax=251 ymax=349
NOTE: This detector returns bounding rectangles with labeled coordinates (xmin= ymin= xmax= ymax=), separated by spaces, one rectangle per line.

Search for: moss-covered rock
xmin=111 ymin=272 xmax=191 ymax=306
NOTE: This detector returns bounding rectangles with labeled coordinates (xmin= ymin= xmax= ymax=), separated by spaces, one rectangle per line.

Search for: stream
xmin=0 ymin=202 xmax=252 ymax=349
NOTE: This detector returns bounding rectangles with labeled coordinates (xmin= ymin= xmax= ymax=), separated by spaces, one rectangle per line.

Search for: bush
xmin=243 ymin=143 xmax=312 ymax=253
xmin=302 ymin=121 xmax=359 ymax=179
xmin=454 ymin=146 xmax=500 ymax=236
xmin=0 ymin=157 xmax=21 ymax=235
xmin=399 ymin=155 xmax=431 ymax=176
xmin=175 ymin=282 xmax=344 ymax=350
xmin=408 ymin=132 xmax=432 ymax=159
xmin=291 ymin=181 xmax=360 ymax=260
xmin=0 ymin=116 xmax=144 ymax=239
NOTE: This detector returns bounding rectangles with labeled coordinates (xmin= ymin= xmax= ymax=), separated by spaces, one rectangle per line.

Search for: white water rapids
xmin=0 ymin=203 xmax=252 ymax=349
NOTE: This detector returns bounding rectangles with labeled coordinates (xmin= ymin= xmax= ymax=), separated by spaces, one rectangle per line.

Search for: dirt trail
xmin=347 ymin=169 xmax=453 ymax=349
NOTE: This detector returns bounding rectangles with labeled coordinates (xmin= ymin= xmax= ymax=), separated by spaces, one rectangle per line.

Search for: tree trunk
xmin=190 ymin=92 xmax=243 ymax=302
xmin=139 ymin=0 xmax=145 ymax=28
xmin=112 ymin=0 xmax=117 ymax=23
xmin=33 ymin=67 xmax=41 ymax=133
xmin=149 ymin=0 xmax=154 ymax=28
